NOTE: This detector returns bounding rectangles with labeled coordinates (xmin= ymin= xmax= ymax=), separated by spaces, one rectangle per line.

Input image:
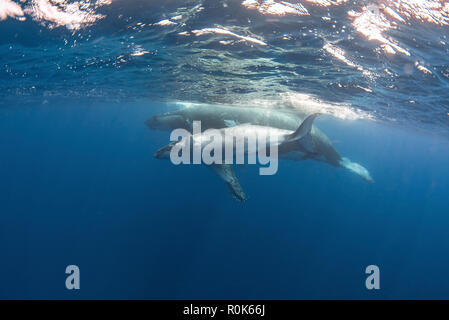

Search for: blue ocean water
xmin=1 ymin=0 xmax=449 ymax=299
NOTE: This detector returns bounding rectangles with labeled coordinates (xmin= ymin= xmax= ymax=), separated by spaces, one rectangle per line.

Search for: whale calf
xmin=155 ymin=114 xmax=320 ymax=201
xmin=154 ymin=113 xmax=373 ymax=202
xmin=146 ymin=103 xmax=374 ymax=182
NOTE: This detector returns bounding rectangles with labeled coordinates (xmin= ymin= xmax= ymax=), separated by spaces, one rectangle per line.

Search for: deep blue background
xmin=0 ymin=100 xmax=448 ymax=299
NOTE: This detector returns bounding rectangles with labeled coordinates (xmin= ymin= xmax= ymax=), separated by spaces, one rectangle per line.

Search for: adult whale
xmin=146 ymin=103 xmax=374 ymax=182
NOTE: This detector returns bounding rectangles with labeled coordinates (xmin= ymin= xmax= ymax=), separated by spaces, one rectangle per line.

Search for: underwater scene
xmin=0 ymin=0 xmax=449 ymax=299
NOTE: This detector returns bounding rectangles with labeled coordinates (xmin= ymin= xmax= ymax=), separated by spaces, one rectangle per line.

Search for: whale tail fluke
xmin=287 ymin=113 xmax=321 ymax=142
xmin=283 ymin=113 xmax=321 ymax=153
xmin=340 ymin=157 xmax=375 ymax=183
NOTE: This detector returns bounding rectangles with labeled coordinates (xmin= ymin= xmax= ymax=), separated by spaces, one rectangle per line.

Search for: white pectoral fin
xmin=211 ymin=164 xmax=247 ymax=202
xmin=340 ymin=157 xmax=375 ymax=183
xmin=224 ymin=119 xmax=239 ymax=127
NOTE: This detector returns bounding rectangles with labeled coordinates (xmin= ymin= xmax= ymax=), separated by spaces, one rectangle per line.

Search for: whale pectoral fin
xmin=184 ymin=118 xmax=193 ymax=130
xmin=340 ymin=157 xmax=375 ymax=183
xmin=211 ymin=164 xmax=247 ymax=202
xmin=223 ymin=119 xmax=239 ymax=127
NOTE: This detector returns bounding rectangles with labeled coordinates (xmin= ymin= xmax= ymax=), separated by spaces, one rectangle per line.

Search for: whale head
xmin=146 ymin=114 xmax=187 ymax=131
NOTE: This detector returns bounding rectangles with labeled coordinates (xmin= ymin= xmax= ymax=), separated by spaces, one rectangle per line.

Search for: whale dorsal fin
xmin=287 ymin=113 xmax=321 ymax=142
xmin=211 ymin=164 xmax=246 ymax=202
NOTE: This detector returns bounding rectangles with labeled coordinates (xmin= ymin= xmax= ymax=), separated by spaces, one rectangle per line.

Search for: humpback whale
xmin=153 ymin=113 xmax=373 ymax=202
xmin=146 ymin=103 xmax=374 ymax=182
